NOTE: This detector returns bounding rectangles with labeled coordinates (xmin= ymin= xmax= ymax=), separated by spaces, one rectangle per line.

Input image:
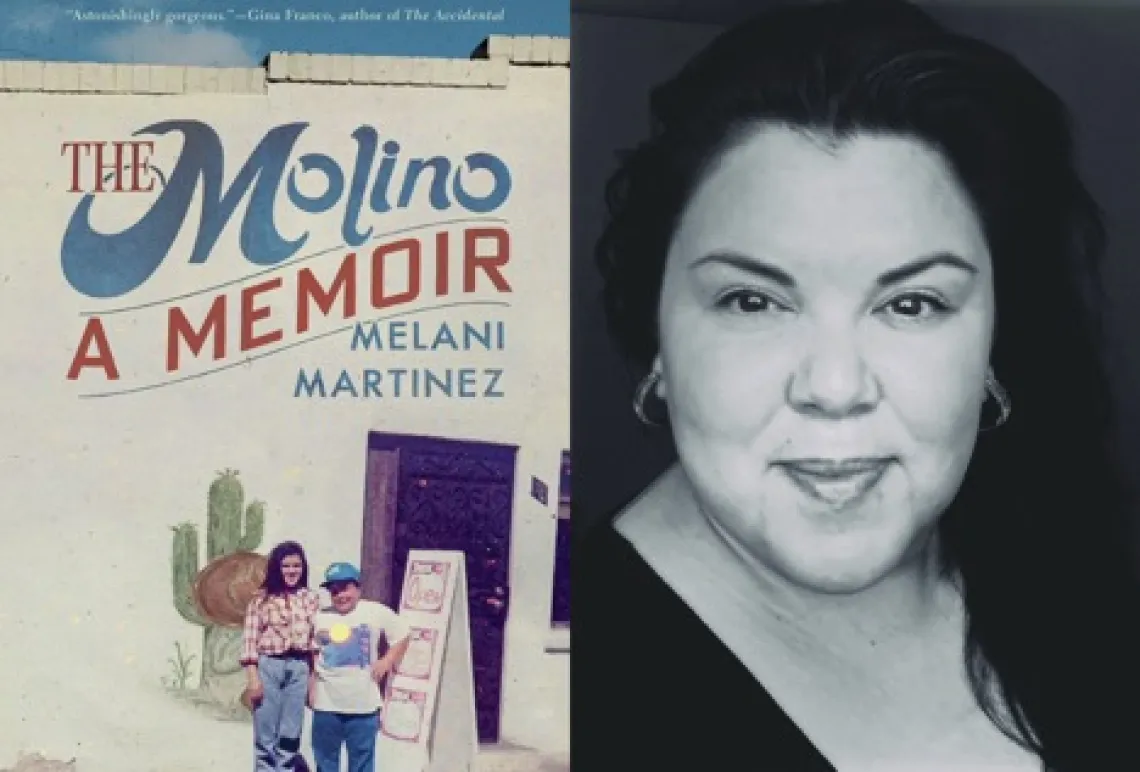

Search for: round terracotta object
xmin=193 ymin=551 xmax=268 ymax=627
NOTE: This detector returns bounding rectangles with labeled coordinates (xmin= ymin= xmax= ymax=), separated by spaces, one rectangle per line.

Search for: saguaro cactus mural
xmin=172 ymin=469 xmax=269 ymax=706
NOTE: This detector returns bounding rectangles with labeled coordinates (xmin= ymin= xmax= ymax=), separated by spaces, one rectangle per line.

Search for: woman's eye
xmin=715 ymin=289 xmax=782 ymax=314
xmin=881 ymin=292 xmax=950 ymax=319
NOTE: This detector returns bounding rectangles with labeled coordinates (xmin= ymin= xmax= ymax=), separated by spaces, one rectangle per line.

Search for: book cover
xmin=0 ymin=9 xmax=569 ymax=771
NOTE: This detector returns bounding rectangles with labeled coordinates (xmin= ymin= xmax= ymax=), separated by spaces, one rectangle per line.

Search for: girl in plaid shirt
xmin=240 ymin=541 xmax=321 ymax=771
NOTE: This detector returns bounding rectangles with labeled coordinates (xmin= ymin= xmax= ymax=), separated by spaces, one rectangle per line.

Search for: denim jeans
xmin=253 ymin=654 xmax=310 ymax=771
xmin=311 ymin=710 xmax=381 ymax=772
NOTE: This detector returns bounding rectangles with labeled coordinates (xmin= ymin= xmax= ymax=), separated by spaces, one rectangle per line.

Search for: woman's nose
xmin=786 ymin=330 xmax=880 ymax=419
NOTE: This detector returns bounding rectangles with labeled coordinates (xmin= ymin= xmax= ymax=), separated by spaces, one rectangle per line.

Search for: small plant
xmin=163 ymin=641 xmax=197 ymax=691
xmin=172 ymin=469 xmax=266 ymax=696
xmin=165 ymin=468 xmax=270 ymax=717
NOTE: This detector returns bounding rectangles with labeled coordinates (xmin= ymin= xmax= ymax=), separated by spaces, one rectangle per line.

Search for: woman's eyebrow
xmin=877 ymin=252 xmax=977 ymax=287
xmin=690 ymin=250 xmax=977 ymax=289
xmin=690 ymin=251 xmax=796 ymax=288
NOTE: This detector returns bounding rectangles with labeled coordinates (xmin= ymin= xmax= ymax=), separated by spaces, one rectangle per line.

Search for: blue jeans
xmin=253 ymin=654 xmax=310 ymax=771
xmin=311 ymin=710 xmax=381 ymax=772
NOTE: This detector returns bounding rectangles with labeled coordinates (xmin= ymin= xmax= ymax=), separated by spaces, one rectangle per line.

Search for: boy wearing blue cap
xmin=309 ymin=562 xmax=411 ymax=772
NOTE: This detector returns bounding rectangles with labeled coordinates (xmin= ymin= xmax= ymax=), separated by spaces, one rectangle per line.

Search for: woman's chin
xmin=767 ymin=537 xmax=913 ymax=595
xmin=782 ymin=564 xmax=893 ymax=595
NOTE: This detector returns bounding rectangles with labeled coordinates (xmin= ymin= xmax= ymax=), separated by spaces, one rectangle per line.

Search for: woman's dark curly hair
xmin=261 ymin=540 xmax=310 ymax=596
xmin=595 ymin=0 xmax=1140 ymax=768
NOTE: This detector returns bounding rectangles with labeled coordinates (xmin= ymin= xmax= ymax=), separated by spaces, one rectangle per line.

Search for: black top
xmin=573 ymin=521 xmax=836 ymax=772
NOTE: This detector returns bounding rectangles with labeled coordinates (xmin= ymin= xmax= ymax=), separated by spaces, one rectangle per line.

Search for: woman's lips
xmin=775 ymin=457 xmax=893 ymax=507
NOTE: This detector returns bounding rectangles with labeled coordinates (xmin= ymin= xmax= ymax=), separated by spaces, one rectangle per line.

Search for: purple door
xmin=360 ymin=432 xmax=517 ymax=744
xmin=551 ymin=450 xmax=571 ymax=625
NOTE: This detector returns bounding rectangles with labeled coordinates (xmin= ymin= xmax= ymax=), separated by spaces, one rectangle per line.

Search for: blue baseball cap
xmin=321 ymin=562 xmax=361 ymax=587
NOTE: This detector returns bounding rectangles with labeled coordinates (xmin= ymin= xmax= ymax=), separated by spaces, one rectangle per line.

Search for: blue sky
xmin=3 ymin=0 xmax=568 ymax=66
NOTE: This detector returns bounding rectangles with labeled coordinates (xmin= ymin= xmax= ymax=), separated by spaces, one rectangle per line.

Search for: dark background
xmin=571 ymin=0 xmax=1140 ymax=538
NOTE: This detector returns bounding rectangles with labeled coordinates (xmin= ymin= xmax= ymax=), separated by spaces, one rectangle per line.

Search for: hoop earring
xmin=633 ymin=370 xmax=663 ymax=427
xmin=982 ymin=368 xmax=1012 ymax=431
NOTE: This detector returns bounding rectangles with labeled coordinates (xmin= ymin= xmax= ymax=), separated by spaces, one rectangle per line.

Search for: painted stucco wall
xmin=0 ymin=39 xmax=568 ymax=770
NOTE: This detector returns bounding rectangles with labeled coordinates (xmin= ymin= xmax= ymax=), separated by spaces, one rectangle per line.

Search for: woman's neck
xmin=615 ymin=465 xmax=1036 ymax=770
xmin=616 ymin=463 xmax=956 ymax=650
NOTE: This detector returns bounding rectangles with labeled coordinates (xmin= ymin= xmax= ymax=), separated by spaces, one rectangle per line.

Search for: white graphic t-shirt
xmin=312 ymin=599 xmax=411 ymax=714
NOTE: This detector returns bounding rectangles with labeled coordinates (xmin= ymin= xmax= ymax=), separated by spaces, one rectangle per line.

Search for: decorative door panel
xmin=366 ymin=432 xmax=517 ymax=744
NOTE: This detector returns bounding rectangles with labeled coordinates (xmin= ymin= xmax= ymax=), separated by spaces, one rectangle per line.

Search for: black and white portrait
xmin=572 ymin=1 xmax=1140 ymax=769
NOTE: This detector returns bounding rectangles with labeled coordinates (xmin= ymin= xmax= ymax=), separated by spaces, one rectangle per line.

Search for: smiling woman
xmin=659 ymin=128 xmax=995 ymax=596
xmin=239 ymin=541 xmax=320 ymax=772
xmin=573 ymin=1 xmax=1140 ymax=770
